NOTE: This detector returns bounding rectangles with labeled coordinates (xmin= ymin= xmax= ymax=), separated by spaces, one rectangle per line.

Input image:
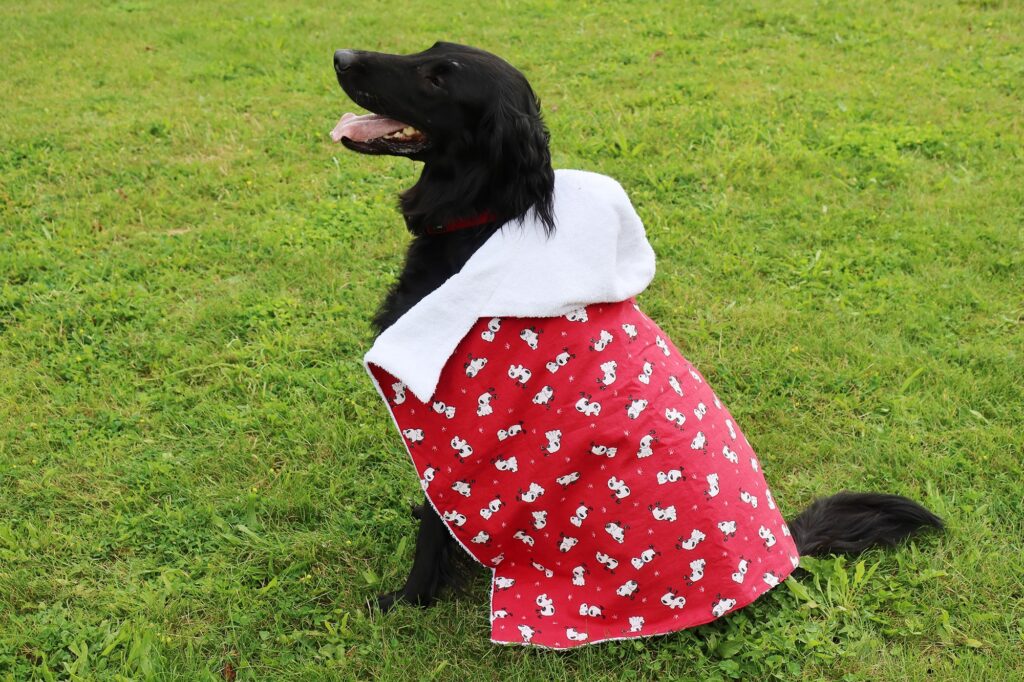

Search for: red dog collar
xmin=426 ymin=211 xmax=499 ymax=235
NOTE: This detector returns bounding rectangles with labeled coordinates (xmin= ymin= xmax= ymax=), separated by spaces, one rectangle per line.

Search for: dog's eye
xmin=425 ymin=74 xmax=444 ymax=89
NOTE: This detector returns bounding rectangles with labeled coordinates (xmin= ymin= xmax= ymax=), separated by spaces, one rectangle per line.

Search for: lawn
xmin=1 ymin=0 xmax=1022 ymax=679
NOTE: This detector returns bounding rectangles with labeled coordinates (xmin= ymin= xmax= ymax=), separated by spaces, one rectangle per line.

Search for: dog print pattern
xmin=369 ymin=300 xmax=798 ymax=648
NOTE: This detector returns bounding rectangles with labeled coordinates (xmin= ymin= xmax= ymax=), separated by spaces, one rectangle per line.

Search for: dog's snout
xmin=334 ymin=49 xmax=358 ymax=74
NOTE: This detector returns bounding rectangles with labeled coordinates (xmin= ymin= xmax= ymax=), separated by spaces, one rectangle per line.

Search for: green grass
xmin=1 ymin=0 xmax=1022 ymax=679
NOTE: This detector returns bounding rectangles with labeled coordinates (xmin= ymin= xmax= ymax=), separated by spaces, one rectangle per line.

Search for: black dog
xmin=332 ymin=42 xmax=942 ymax=613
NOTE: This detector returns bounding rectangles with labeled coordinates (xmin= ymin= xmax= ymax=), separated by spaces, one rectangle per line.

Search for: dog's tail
xmin=788 ymin=491 xmax=943 ymax=557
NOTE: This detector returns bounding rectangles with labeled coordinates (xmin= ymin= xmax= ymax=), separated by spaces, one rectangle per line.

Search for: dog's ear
xmin=482 ymin=89 xmax=555 ymax=232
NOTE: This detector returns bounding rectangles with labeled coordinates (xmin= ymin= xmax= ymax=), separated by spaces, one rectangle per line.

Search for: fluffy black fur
xmin=332 ymin=42 xmax=942 ymax=614
xmin=788 ymin=491 xmax=943 ymax=556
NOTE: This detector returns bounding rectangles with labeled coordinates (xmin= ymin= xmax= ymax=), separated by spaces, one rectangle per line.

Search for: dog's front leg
xmin=376 ymin=500 xmax=457 ymax=612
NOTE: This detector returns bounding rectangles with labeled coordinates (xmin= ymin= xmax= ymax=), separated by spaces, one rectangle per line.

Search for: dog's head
xmin=331 ymin=42 xmax=554 ymax=233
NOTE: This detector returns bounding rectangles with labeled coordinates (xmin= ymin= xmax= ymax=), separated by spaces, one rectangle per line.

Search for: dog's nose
xmin=334 ymin=49 xmax=357 ymax=74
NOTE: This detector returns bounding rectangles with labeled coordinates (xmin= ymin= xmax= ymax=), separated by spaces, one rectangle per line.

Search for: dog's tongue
xmin=331 ymin=112 xmax=408 ymax=142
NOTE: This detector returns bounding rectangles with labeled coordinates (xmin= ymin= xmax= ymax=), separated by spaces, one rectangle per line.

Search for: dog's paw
xmin=374 ymin=589 xmax=436 ymax=612
xmin=374 ymin=590 xmax=403 ymax=613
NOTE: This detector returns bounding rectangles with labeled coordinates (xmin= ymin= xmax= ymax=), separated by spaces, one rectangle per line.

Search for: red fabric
xmin=368 ymin=300 xmax=798 ymax=648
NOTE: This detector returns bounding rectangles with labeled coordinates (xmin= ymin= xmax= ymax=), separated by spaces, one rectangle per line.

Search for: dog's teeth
xmin=402 ymin=127 xmax=415 ymax=135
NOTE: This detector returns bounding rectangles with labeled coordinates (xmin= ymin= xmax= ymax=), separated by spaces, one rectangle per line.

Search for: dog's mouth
xmin=331 ymin=112 xmax=430 ymax=156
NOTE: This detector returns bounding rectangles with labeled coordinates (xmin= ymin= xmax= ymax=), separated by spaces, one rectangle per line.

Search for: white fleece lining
xmin=364 ymin=169 xmax=657 ymax=404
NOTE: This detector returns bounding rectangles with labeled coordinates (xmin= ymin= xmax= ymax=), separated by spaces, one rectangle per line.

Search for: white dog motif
xmin=507 ymin=364 xmax=532 ymax=386
xmin=556 ymin=471 xmax=580 ymax=487
xmin=570 ymin=504 xmax=592 ymax=528
xmin=599 ymin=360 xmax=618 ymax=387
xmin=654 ymin=335 xmax=670 ymax=356
xmin=391 ymin=381 xmax=407 ymax=405
xmin=565 ymin=307 xmax=588 ymax=323
xmin=595 ymin=551 xmax=619 ymax=572
xmin=480 ymin=317 xmax=501 ymax=342
xmin=759 ymin=525 xmax=777 ymax=548
xmin=718 ymin=520 xmax=737 ymax=538
xmin=420 ymin=466 xmax=435 ymax=490
xmin=513 ymin=529 xmax=535 ymax=547
xmin=677 ymin=528 xmax=706 ymax=550
xmin=558 ymin=534 xmax=579 ymax=552
xmin=607 ymin=476 xmax=631 ymax=501
xmin=657 ymin=469 xmax=683 ymax=485
xmin=705 ymin=473 xmax=720 ymax=498
xmin=740 ymin=490 xmax=758 ymax=508
xmin=590 ymin=443 xmax=617 ymax=458
xmin=450 ymin=435 xmax=473 ymax=459
xmin=519 ymin=482 xmax=545 ymax=503
xmin=479 ymin=496 xmax=502 ymax=519
xmin=493 ymin=455 xmax=518 ymax=472
xmin=535 ymin=593 xmax=554 ymax=616
xmin=668 ymin=375 xmax=684 ymax=396
xmin=590 ymin=329 xmax=613 ymax=351
xmin=544 ymin=429 xmax=562 ymax=454
xmin=650 ymin=504 xmax=677 ymax=522
xmin=476 ymin=389 xmax=496 ymax=416
xmin=497 ymin=422 xmax=523 ymax=441
xmin=575 ymin=393 xmax=602 ymax=416
xmin=627 ymin=398 xmax=649 ymax=420
xmin=621 ymin=323 xmax=638 ymax=340
xmin=545 ymin=349 xmax=574 ymax=373
xmin=722 ymin=445 xmax=739 ymax=464
xmin=431 ymin=401 xmax=456 ymax=419
xmin=532 ymin=384 xmax=555 ymax=406
xmin=402 ymin=428 xmax=424 ymax=444
xmin=520 ymin=327 xmax=540 ymax=350
xmin=532 ymin=510 xmax=547 ymax=530
xmin=572 ymin=565 xmax=588 ymax=586
xmin=637 ymin=431 xmax=657 ymax=458
xmin=442 ymin=510 xmax=467 ymax=526
xmin=566 ymin=628 xmax=588 ymax=642
xmin=712 ymin=598 xmax=737 ymax=618
xmin=630 ymin=547 xmax=659 ymax=570
xmin=732 ymin=558 xmax=749 ymax=584
xmin=664 ymin=407 xmax=686 ymax=428
xmin=629 ymin=616 xmax=645 ymax=632
xmin=690 ymin=431 xmax=707 ymax=451
xmin=605 ymin=521 xmax=627 ymax=544
xmin=638 ymin=361 xmax=653 ymax=385
xmin=687 ymin=558 xmax=706 ymax=583
xmin=464 ymin=354 xmax=488 ymax=378
xmin=661 ymin=590 xmax=686 ymax=610
xmin=616 ymin=579 xmax=639 ymax=598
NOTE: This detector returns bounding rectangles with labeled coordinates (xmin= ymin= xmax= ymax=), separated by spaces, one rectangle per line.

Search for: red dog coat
xmin=368 ymin=299 xmax=798 ymax=648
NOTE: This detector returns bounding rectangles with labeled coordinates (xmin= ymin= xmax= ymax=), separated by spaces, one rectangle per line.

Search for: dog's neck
xmin=374 ymin=157 xmax=555 ymax=334
xmin=399 ymin=161 xmax=493 ymax=236
xmin=372 ymin=223 xmax=502 ymax=334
